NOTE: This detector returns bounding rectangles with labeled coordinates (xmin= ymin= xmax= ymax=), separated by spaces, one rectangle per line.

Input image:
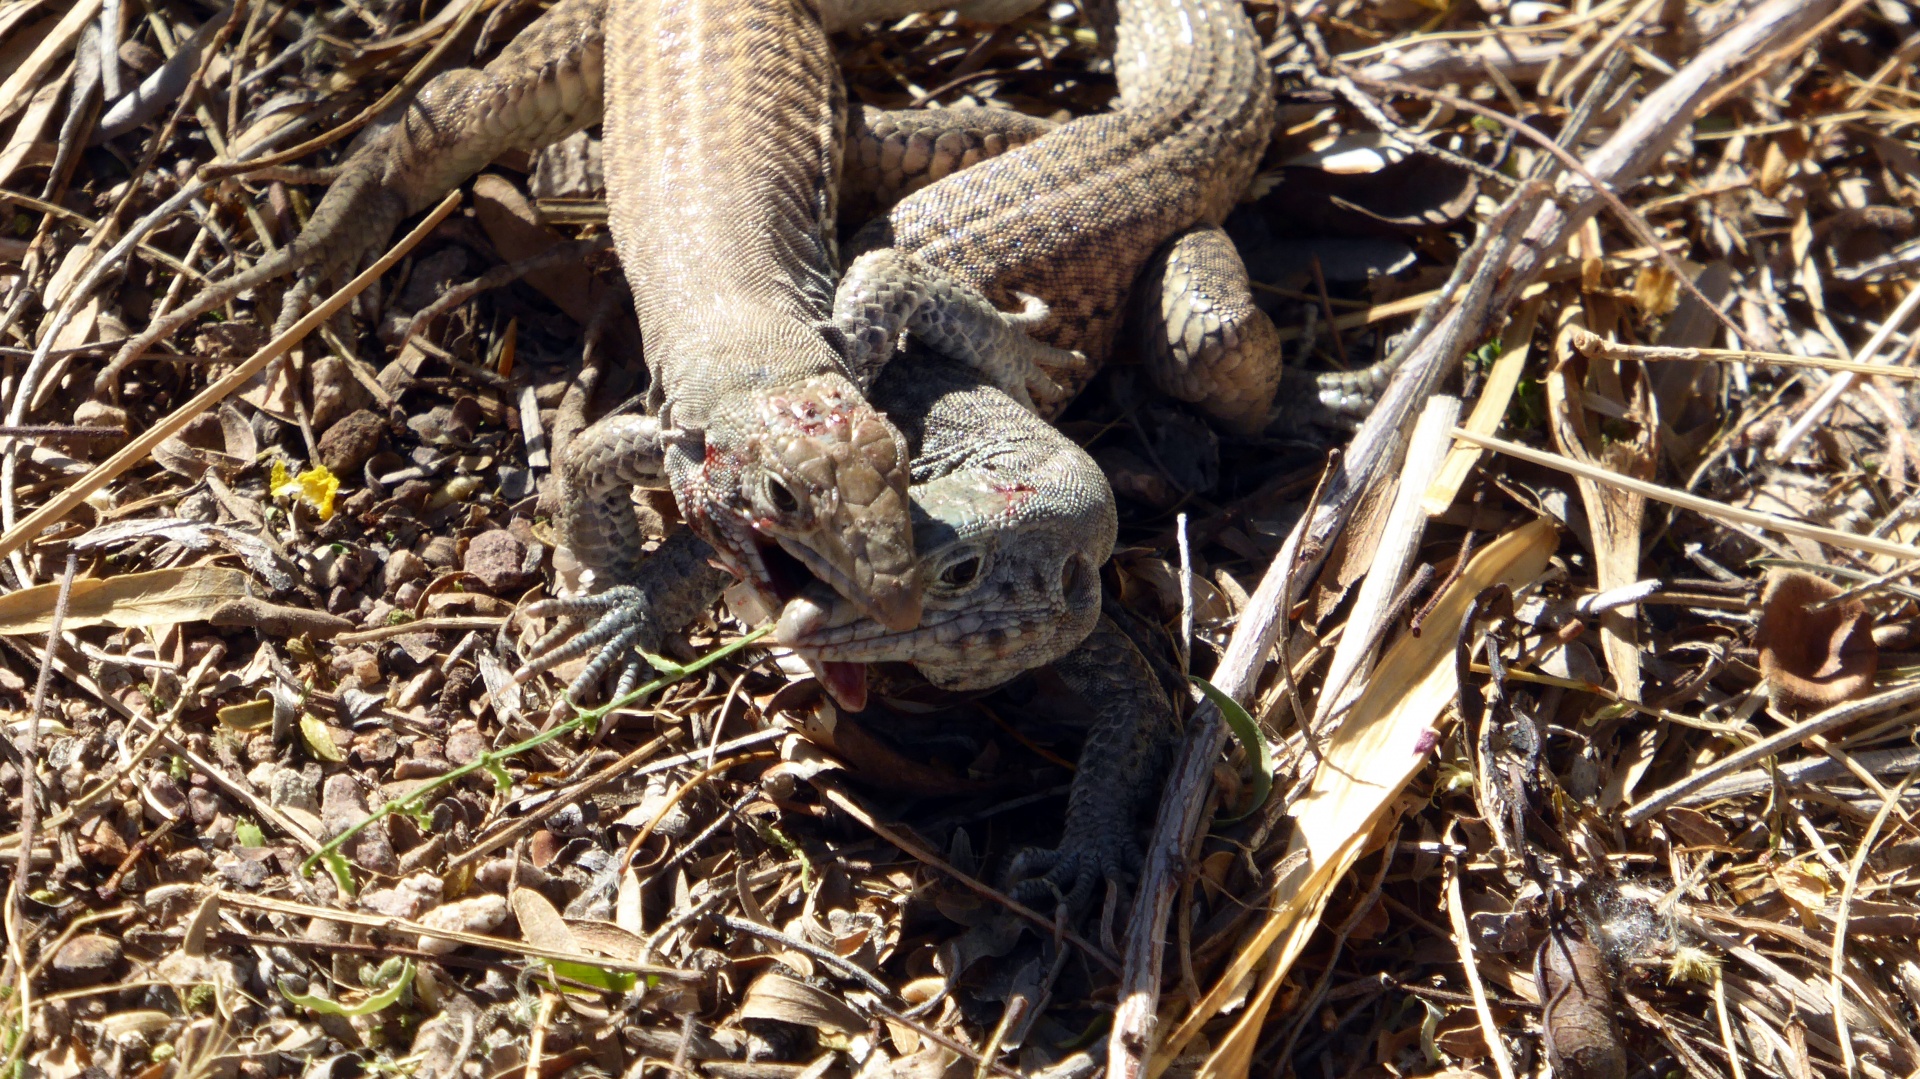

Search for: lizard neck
xmin=605 ymin=0 xmax=848 ymax=372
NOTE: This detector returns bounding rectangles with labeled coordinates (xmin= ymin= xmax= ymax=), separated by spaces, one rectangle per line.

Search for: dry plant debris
xmin=1 ymin=2 xmax=1918 ymax=1079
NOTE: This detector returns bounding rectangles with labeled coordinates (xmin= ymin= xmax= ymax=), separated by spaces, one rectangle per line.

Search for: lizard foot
xmin=516 ymin=586 xmax=667 ymax=706
xmin=833 ymin=248 xmax=1085 ymax=412
xmin=1006 ymin=834 xmax=1139 ymax=915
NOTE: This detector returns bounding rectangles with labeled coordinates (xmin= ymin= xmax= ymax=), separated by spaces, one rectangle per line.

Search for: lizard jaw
xmin=720 ymin=552 xmax=872 ymax=712
xmin=807 ymin=659 xmax=869 ymax=712
xmin=777 ymin=593 xmax=1080 ymax=693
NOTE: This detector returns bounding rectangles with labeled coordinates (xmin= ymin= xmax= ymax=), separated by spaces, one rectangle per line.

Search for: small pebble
xmin=50 ymin=934 xmax=123 ymax=987
xmin=382 ymin=549 xmax=430 ymax=593
xmin=268 ymin=766 xmax=321 ymax=815
xmin=317 ymin=410 xmax=386 ymax=475
xmin=417 ymin=894 xmax=508 ymax=954
xmin=462 ymin=530 xmax=533 ymax=593
xmin=420 ymin=536 xmax=459 ymax=569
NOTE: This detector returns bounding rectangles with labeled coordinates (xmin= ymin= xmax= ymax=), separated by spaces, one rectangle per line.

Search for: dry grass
xmin=1 ymin=1 xmax=1918 ymax=1078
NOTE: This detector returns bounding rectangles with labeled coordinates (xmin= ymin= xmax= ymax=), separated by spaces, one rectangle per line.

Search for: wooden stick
xmin=1567 ymin=326 xmax=1920 ymax=380
xmin=0 ymin=190 xmax=462 ymax=563
xmin=1624 ymin=679 xmax=1920 ymax=826
xmin=1449 ymin=427 xmax=1920 ymax=562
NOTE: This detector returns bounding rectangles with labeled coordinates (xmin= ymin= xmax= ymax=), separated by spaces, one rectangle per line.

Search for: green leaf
xmin=217 ymin=697 xmax=276 ymax=732
xmin=300 ymin=715 xmax=346 ymax=763
xmin=544 ymin=960 xmax=639 ymax=995
xmin=483 ymin=757 xmax=513 ymax=795
xmin=321 ymin=850 xmax=356 ymax=897
xmin=235 ymin=819 xmax=266 ymax=848
xmin=1191 ymin=676 xmax=1273 ymax=823
xmin=281 ymin=960 xmax=413 ymax=1016
xmin=634 ymin=650 xmax=682 ymax=678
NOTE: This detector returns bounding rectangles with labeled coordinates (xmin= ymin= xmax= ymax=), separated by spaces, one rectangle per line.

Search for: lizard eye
xmin=940 ymin=556 xmax=982 ymax=588
xmin=1061 ymin=555 xmax=1085 ymax=597
xmin=764 ymin=476 xmax=799 ymax=515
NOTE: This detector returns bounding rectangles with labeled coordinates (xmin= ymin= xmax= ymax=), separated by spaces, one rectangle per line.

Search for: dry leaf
xmin=1177 ymin=518 xmax=1558 ymax=1078
xmin=739 ymin=972 xmax=865 ymax=1037
xmin=1548 ymin=312 xmax=1657 ymax=701
xmin=1630 ymin=264 xmax=1679 ymax=318
xmin=563 ymin=918 xmax=651 ymax=963
xmin=1658 ymin=806 xmax=1730 ymax=850
xmin=1539 ymin=911 xmax=1626 ymax=1079
xmin=511 ymin=888 xmax=579 ymax=952
xmin=299 ymin=716 xmax=346 ymax=764
xmin=1754 ymin=568 xmax=1877 ymax=715
xmin=0 ymin=567 xmax=250 ymax=635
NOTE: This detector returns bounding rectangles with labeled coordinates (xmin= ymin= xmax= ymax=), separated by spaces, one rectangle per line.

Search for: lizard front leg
xmin=833 ymin=248 xmax=1088 ymax=410
xmin=1007 ymin=613 xmax=1178 ymax=911
xmin=96 ymin=0 xmax=608 ymax=397
xmin=520 ymin=411 xmax=731 ymax=704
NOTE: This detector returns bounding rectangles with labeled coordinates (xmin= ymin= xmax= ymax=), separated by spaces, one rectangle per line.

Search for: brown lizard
xmin=833 ymin=0 xmax=1403 ymax=435
xmin=96 ymin=0 xmax=1063 ymax=661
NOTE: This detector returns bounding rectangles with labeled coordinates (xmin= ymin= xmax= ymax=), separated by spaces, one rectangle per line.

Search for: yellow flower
xmin=271 ymin=459 xmax=340 ymax=520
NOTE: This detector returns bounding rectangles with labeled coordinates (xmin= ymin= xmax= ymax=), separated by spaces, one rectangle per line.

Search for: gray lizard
xmin=523 ymin=343 xmax=1169 ymax=906
xmin=833 ymin=0 xmax=1401 ymax=435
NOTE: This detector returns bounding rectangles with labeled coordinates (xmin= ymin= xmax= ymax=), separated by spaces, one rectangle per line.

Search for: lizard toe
xmin=517 ymin=584 xmax=670 ymax=702
xmin=1007 ymin=836 xmax=1132 ymax=916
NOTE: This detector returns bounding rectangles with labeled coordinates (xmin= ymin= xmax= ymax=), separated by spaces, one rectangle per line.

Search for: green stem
xmin=300 ymin=626 xmax=772 ymax=887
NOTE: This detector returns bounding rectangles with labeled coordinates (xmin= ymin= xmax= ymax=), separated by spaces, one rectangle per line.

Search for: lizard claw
xmin=1006 ymin=833 xmax=1140 ymax=916
xmin=1006 ymin=291 xmax=1052 ymax=327
xmin=517 ymin=585 xmax=670 ymax=705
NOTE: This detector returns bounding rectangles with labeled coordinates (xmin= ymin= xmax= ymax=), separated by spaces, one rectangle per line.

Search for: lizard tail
xmin=1313 ymin=345 xmax=1409 ymax=421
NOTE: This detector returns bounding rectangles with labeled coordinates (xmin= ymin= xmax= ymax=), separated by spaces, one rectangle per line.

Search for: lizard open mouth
xmin=739 ymin=538 xmax=871 ymax=712
xmin=754 ymin=537 xmax=813 ymax=606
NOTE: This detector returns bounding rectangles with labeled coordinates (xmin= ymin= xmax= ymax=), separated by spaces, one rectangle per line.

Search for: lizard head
xmin=772 ymin=440 xmax=1118 ymax=710
xmin=693 ymin=377 xmax=922 ymax=636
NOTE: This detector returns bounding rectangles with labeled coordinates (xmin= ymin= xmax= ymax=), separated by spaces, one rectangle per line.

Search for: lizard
xmin=515 ymin=0 xmax=1404 ymax=899
xmin=830 ymin=0 xmax=1405 ymax=436
xmin=521 ymin=343 xmax=1170 ymax=906
xmin=92 ymin=0 xmax=1072 ymax=674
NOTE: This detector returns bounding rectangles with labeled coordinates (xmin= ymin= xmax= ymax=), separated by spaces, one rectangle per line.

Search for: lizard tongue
xmin=775 ymin=588 xmax=833 ymax=642
xmin=812 ymin=660 xmax=868 ymax=713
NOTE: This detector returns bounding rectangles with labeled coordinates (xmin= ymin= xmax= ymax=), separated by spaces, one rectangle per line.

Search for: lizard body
xmin=100 ymin=0 xmax=1064 ymax=663
xmin=837 ymin=0 xmax=1402 ymax=433
xmin=600 ymin=0 xmax=923 ymax=637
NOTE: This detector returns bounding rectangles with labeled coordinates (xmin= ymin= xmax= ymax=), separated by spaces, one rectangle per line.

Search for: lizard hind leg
xmin=1132 ymin=224 xmax=1286 ymax=435
xmin=833 ymin=247 xmax=1088 ymax=410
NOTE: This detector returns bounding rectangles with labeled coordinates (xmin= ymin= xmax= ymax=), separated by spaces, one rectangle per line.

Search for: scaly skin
xmin=837 ymin=0 xmax=1405 ymax=434
xmin=98 ymin=0 xmax=1058 ymax=654
xmin=603 ymin=0 xmax=914 ymax=634
xmin=528 ymin=349 xmax=1169 ymax=904
xmin=779 ymin=349 xmax=1175 ymax=906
